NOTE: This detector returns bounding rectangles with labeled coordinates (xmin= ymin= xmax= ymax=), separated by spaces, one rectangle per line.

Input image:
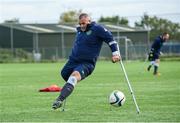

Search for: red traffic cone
xmin=39 ymin=84 xmax=62 ymax=92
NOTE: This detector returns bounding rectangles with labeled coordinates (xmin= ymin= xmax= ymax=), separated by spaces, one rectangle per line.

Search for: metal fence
xmin=2 ymin=41 xmax=179 ymax=62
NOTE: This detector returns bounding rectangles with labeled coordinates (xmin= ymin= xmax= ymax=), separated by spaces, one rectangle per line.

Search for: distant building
xmin=0 ymin=23 xmax=149 ymax=59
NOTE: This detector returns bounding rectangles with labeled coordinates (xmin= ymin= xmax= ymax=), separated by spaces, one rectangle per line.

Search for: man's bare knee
xmin=71 ymin=71 xmax=81 ymax=81
xmin=155 ymin=59 xmax=160 ymax=63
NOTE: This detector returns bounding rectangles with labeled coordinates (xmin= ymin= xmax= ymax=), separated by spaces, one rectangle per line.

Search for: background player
xmin=147 ymin=32 xmax=170 ymax=75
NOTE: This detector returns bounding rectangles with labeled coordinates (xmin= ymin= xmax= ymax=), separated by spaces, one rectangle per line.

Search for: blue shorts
xmin=152 ymin=53 xmax=159 ymax=61
xmin=61 ymin=60 xmax=95 ymax=81
xmin=148 ymin=51 xmax=159 ymax=61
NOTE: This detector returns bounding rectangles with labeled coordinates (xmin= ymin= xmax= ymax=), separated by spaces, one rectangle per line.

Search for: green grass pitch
xmin=0 ymin=61 xmax=179 ymax=122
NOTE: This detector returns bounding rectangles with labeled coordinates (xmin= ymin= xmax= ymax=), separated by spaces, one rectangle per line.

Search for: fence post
xmin=10 ymin=23 xmax=14 ymax=55
xmin=61 ymin=30 xmax=65 ymax=58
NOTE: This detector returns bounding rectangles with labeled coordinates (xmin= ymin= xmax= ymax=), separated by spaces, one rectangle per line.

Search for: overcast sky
xmin=0 ymin=0 xmax=179 ymax=26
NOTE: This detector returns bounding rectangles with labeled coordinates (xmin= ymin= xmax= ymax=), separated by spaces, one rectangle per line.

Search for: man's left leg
xmin=52 ymin=60 xmax=80 ymax=110
xmin=52 ymin=71 xmax=80 ymax=110
xmin=52 ymin=63 xmax=94 ymax=110
xmin=153 ymin=59 xmax=160 ymax=75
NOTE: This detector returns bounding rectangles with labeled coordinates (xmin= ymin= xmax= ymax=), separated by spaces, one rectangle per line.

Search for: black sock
xmin=154 ymin=66 xmax=158 ymax=75
xmin=147 ymin=65 xmax=152 ymax=71
xmin=58 ymin=83 xmax=74 ymax=101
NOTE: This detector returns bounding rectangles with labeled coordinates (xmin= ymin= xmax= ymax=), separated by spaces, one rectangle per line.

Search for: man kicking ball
xmin=52 ymin=13 xmax=120 ymax=110
xmin=147 ymin=32 xmax=170 ymax=75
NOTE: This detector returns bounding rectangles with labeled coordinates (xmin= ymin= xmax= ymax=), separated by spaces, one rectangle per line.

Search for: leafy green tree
xmin=59 ymin=10 xmax=82 ymax=23
xmin=135 ymin=14 xmax=180 ymax=41
xmin=98 ymin=16 xmax=129 ymax=26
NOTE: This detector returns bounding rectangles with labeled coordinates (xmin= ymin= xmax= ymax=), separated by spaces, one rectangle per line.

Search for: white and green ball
xmin=109 ymin=90 xmax=126 ymax=107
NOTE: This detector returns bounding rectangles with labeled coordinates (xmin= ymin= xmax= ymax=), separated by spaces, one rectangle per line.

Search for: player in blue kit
xmin=52 ymin=13 xmax=120 ymax=109
xmin=147 ymin=32 xmax=169 ymax=75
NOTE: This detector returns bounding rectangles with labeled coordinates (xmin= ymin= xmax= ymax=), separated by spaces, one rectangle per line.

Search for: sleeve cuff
xmin=112 ymin=51 xmax=120 ymax=56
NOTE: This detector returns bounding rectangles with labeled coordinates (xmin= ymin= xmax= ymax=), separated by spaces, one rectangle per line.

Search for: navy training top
xmin=151 ymin=36 xmax=165 ymax=54
xmin=69 ymin=22 xmax=119 ymax=65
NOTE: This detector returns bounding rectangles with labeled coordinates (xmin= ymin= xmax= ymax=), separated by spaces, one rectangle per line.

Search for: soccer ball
xmin=109 ymin=90 xmax=126 ymax=107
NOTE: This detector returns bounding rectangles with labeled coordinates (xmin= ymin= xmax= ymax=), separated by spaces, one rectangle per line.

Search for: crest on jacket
xmin=86 ymin=30 xmax=92 ymax=35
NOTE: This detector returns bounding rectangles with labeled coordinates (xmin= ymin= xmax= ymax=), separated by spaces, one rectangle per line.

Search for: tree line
xmin=59 ymin=10 xmax=180 ymax=41
xmin=4 ymin=10 xmax=180 ymax=41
